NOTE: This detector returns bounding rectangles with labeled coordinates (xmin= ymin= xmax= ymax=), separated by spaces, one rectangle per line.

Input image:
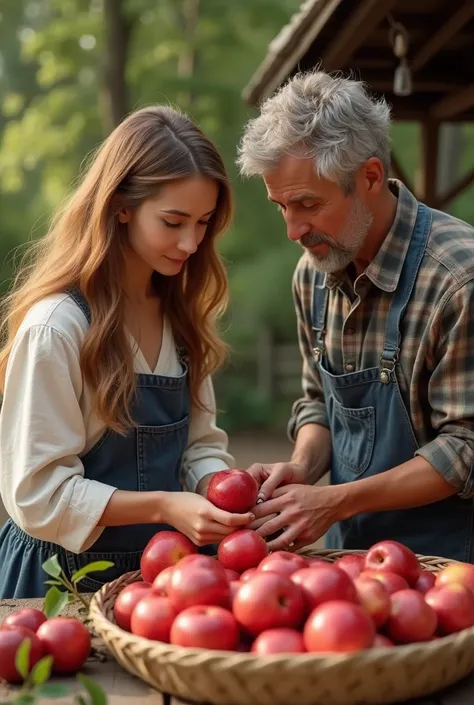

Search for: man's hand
xmin=248 ymin=483 xmax=343 ymax=551
xmin=246 ymin=461 xmax=307 ymax=502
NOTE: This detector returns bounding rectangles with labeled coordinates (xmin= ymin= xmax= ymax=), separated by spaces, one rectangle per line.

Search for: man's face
xmin=263 ymin=154 xmax=373 ymax=273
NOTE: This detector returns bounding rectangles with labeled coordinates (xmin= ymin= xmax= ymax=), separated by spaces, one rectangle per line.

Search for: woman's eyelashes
xmin=162 ymin=219 xmax=211 ymax=229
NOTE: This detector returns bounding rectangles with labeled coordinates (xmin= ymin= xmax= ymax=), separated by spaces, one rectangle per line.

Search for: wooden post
xmin=417 ymin=119 xmax=440 ymax=207
xmin=257 ymin=326 xmax=274 ymax=399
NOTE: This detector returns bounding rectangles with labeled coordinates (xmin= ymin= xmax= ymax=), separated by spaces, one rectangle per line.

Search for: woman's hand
xmin=162 ymin=492 xmax=254 ymax=547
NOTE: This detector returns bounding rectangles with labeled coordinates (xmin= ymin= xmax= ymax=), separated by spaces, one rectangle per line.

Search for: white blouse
xmin=0 ymin=294 xmax=234 ymax=553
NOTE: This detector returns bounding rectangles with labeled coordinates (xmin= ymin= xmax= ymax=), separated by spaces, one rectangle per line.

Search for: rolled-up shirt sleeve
xmin=0 ymin=324 xmax=116 ymax=553
xmin=288 ymin=264 xmax=329 ymax=442
xmin=415 ymin=282 xmax=474 ymax=497
xmin=180 ymin=375 xmax=234 ymax=491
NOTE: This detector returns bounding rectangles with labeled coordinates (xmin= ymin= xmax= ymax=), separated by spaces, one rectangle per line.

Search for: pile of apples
xmin=114 ymin=526 xmax=474 ymax=654
xmin=0 ymin=611 xmax=91 ymax=683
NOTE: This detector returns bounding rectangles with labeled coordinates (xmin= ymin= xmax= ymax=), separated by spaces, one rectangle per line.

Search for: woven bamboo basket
xmin=89 ymin=548 xmax=474 ymax=705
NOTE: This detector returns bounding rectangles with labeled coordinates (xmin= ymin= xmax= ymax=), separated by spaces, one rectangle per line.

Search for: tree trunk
xmin=101 ymin=0 xmax=133 ymax=133
xmin=177 ymin=0 xmax=200 ymax=110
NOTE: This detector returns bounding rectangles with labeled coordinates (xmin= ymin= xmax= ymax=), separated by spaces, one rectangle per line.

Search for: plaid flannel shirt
xmin=289 ymin=180 xmax=474 ymax=498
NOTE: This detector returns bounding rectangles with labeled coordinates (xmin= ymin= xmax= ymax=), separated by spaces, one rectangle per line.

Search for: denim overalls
xmin=0 ymin=289 xmax=194 ymax=598
xmin=313 ymin=203 xmax=474 ymax=561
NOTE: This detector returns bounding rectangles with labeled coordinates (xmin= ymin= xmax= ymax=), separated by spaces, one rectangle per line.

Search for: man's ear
xmin=360 ymin=157 xmax=385 ymax=196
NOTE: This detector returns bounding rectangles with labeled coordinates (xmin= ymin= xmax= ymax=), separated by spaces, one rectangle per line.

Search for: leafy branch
xmin=41 ymin=556 xmax=113 ymax=619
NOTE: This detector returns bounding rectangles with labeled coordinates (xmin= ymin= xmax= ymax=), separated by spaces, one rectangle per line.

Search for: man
xmin=238 ymin=69 xmax=474 ymax=561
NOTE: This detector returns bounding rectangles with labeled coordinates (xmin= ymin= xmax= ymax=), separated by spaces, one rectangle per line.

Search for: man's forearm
xmin=337 ymin=456 xmax=457 ymax=520
xmin=291 ymin=423 xmax=332 ymax=485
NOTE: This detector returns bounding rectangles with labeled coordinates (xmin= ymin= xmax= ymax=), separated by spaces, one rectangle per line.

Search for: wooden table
xmin=1 ymin=599 xmax=473 ymax=705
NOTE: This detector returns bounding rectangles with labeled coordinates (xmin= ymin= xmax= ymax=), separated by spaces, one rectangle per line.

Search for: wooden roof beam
xmin=431 ymin=84 xmax=474 ymax=120
xmin=322 ymin=0 xmax=398 ymax=71
xmin=411 ymin=1 xmax=474 ymax=72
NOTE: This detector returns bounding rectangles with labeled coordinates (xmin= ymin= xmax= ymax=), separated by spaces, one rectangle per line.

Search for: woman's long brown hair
xmin=0 ymin=106 xmax=233 ymax=433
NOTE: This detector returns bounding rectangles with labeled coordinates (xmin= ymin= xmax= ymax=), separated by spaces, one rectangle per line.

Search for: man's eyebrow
xmin=268 ymin=194 xmax=321 ymax=205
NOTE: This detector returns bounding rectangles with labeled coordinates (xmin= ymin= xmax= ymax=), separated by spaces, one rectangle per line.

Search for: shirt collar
xmin=326 ymin=179 xmax=420 ymax=293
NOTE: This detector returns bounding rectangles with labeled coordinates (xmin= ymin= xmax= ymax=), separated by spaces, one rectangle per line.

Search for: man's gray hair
xmin=237 ymin=70 xmax=392 ymax=193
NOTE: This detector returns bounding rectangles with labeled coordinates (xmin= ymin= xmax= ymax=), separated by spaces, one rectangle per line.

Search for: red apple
xmin=414 ymin=570 xmax=436 ymax=595
xmin=168 ymin=554 xmax=230 ymax=612
xmin=291 ymin=565 xmax=358 ymax=611
xmin=130 ymin=594 xmax=178 ymax=642
xmin=435 ymin=562 xmax=474 ymax=597
xmin=0 ymin=626 xmax=45 ymax=683
xmin=140 ymin=531 xmax=197 ymax=584
xmin=233 ymin=572 xmax=306 ymax=636
xmin=240 ymin=568 xmax=259 ymax=582
xmin=114 ymin=582 xmax=153 ymax=631
xmin=152 ymin=566 xmax=175 ymax=596
xmin=373 ymin=634 xmax=394 ymax=648
xmin=229 ymin=580 xmax=241 ymax=606
xmin=364 ymin=541 xmax=420 ymax=586
xmin=259 ymin=551 xmax=307 ymax=578
xmin=304 ymin=601 xmax=375 ymax=653
xmin=306 ymin=557 xmax=328 ymax=568
xmin=335 ymin=554 xmax=365 ymax=580
xmin=360 ymin=570 xmax=409 ymax=595
xmin=224 ymin=568 xmax=240 ymax=582
xmin=37 ymin=618 xmax=91 ymax=674
xmin=170 ymin=605 xmax=239 ymax=650
xmin=206 ymin=469 xmax=258 ymax=513
xmin=217 ymin=529 xmax=268 ymax=574
xmin=251 ymin=628 xmax=306 ymax=655
xmin=425 ymin=583 xmax=474 ymax=634
xmin=386 ymin=589 xmax=437 ymax=643
xmin=354 ymin=576 xmax=390 ymax=628
xmin=2 ymin=608 xmax=47 ymax=633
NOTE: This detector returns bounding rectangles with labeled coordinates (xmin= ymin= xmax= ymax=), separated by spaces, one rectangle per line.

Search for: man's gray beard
xmin=304 ymin=198 xmax=373 ymax=274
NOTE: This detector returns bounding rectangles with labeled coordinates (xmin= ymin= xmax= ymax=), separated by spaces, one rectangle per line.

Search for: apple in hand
xmin=140 ymin=531 xmax=197 ymax=584
xmin=291 ymin=565 xmax=358 ymax=611
xmin=259 ymin=551 xmax=307 ymax=578
xmin=335 ymin=554 xmax=365 ymax=580
xmin=217 ymin=529 xmax=268 ymax=574
xmin=364 ymin=541 xmax=420 ymax=586
xmin=251 ymin=628 xmax=306 ymax=655
xmin=304 ymin=601 xmax=375 ymax=653
xmin=425 ymin=583 xmax=474 ymax=634
xmin=170 ymin=605 xmax=239 ymax=650
xmin=168 ymin=555 xmax=230 ymax=612
xmin=354 ymin=576 xmax=390 ymax=628
xmin=435 ymin=562 xmax=474 ymax=596
xmin=414 ymin=570 xmax=436 ymax=595
xmin=386 ymin=589 xmax=437 ymax=643
xmin=130 ymin=594 xmax=178 ymax=642
xmin=207 ymin=469 xmax=258 ymax=513
xmin=360 ymin=570 xmax=409 ymax=595
xmin=233 ymin=572 xmax=306 ymax=636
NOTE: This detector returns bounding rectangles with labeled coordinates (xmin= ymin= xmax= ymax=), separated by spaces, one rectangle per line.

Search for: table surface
xmin=1 ymin=598 xmax=474 ymax=705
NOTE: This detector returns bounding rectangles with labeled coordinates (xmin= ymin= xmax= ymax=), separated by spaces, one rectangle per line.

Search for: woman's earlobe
xmin=118 ymin=210 xmax=129 ymax=224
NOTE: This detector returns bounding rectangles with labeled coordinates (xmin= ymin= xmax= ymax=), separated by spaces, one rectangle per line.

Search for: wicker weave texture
xmin=89 ymin=549 xmax=474 ymax=705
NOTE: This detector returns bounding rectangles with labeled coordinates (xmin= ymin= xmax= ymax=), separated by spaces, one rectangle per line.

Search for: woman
xmin=0 ymin=105 xmax=254 ymax=598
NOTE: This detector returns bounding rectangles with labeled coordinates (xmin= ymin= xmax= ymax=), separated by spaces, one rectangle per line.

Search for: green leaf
xmin=15 ymin=638 xmax=31 ymax=680
xmin=43 ymin=586 xmax=70 ymax=618
xmin=35 ymin=683 xmax=72 ymax=698
xmin=76 ymin=674 xmax=107 ymax=705
xmin=71 ymin=561 xmax=114 ymax=583
xmin=42 ymin=555 xmax=62 ymax=579
xmin=75 ymin=697 xmax=88 ymax=705
xmin=30 ymin=655 xmax=53 ymax=686
xmin=44 ymin=579 xmax=63 ymax=586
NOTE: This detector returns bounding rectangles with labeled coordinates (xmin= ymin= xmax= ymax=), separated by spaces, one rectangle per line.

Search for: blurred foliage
xmin=0 ymin=0 xmax=473 ymax=431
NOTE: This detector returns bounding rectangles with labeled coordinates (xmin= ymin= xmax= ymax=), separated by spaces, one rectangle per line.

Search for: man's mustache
xmin=300 ymin=232 xmax=334 ymax=248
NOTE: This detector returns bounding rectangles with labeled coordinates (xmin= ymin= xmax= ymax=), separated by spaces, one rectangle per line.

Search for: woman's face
xmin=120 ymin=175 xmax=219 ymax=277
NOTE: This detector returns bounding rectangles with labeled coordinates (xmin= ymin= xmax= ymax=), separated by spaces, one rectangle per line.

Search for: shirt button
xmin=345 ymin=362 xmax=355 ymax=372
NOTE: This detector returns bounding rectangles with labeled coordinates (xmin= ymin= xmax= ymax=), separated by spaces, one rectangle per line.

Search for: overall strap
xmin=311 ymin=270 xmax=329 ymax=363
xmin=67 ymin=289 xmax=91 ymax=325
xmin=380 ymin=203 xmax=432 ymax=380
